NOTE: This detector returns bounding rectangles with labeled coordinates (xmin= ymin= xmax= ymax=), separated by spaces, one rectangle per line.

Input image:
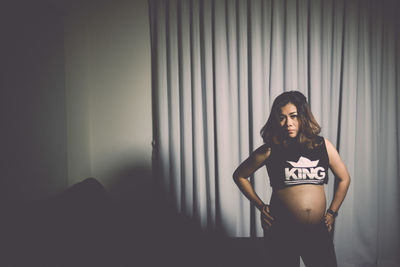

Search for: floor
xmin=0 ymin=178 xmax=269 ymax=267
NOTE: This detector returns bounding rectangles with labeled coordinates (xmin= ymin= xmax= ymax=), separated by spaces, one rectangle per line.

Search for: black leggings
xmin=263 ymin=219 xmax=337 ymax=267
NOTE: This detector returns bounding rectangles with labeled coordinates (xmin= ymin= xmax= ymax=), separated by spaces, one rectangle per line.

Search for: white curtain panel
xmin=149 ymin=0 xmax=400 ymax=266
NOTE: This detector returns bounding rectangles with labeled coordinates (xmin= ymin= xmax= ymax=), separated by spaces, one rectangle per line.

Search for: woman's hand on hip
xmin=260 ymin=204 xmax=274 ymax=230
xmin=324 ymin=213 xmax=335 ymax=232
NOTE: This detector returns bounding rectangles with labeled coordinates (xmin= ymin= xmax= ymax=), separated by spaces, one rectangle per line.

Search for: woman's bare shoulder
xmin=233 ymin=144 xmax=272 ymax=178
xmin=323 ymin=137 xmax=335 ymax=151
xmin=323 ymin=137 xmax=340 ymax=162
xmin=252 ymin=143 xmax=272 ymax=163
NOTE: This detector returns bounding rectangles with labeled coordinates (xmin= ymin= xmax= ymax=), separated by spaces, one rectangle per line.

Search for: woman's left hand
xmin=324 ymin=213 xmax=335 ymax=232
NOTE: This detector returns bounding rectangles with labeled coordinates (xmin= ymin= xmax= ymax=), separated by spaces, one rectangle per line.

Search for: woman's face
xmin=279 ymin=103 xmax=299 ymax=138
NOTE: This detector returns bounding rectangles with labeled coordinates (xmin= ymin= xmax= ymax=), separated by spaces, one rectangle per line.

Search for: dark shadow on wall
xmin=0 ymin=170 xmax=268 ymax=267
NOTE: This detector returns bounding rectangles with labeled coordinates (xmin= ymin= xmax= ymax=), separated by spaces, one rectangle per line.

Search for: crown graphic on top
xmin=287 ymin=156 xmax=319 ymax=167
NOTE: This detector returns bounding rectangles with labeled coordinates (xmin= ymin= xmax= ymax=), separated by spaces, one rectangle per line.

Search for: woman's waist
xmin=272 ymin=184 xmax=326 ymax=201
xmin=269 ymin=184 xmax=327 ymax=224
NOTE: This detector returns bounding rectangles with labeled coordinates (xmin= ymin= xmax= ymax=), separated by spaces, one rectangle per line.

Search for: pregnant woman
xmin=233 ymin=91 xmax=350 ymax=267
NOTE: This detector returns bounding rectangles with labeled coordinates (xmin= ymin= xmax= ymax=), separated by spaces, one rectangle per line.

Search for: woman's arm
xmin=324 ymin=138 xmax=351 ymax=230
xmin=232 ymin=144 xmax=271 ymax=211
xmin=233 ymin=145 xmax=275 ymax=231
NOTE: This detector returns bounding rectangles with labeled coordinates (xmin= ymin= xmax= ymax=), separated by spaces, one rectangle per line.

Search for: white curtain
xmin=149 ymin=0 xmax=400 ymax=266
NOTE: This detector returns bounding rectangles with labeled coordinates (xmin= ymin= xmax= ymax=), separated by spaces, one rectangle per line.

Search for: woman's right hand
xmin=260 ymin=204 xmax=274 ymax=230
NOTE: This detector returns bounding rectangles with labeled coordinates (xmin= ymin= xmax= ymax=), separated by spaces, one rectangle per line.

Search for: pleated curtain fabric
xmin=149 ymin=0 xmax=400 ymax=266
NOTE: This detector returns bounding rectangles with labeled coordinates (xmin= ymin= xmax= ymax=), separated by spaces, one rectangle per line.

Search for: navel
xmin=305 ymin=208 xmax=311 ymax=224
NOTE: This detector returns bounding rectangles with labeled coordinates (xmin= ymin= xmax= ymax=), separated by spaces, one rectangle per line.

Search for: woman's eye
xmin=291 ymin=115 xmax=297 ymax=119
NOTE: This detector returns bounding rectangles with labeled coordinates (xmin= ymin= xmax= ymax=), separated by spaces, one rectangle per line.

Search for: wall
xmin=64 ymin=0 xmax=92 ymax=188
xmin=1 ymin=0 xmax=153 ymax=201
xmin=64 ymin=0 xmax=153 ymax=199
xmin=1 ymin=0 xmax=68 ymax=201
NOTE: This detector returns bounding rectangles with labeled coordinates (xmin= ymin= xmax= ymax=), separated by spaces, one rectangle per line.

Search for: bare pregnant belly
xmin=271 ymin=184 xmax=326 ymax=224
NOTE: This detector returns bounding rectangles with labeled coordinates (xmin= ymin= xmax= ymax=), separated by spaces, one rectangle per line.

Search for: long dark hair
xmin=260 ymin=91 xmax=322 ymax=149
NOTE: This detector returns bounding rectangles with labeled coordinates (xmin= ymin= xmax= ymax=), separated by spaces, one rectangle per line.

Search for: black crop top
xmin=265 ymin=136 xmax=329 ymax=189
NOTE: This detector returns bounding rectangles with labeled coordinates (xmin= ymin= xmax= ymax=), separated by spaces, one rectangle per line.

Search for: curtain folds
xmin=149 ymin=0 xmax=400 ymax=266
